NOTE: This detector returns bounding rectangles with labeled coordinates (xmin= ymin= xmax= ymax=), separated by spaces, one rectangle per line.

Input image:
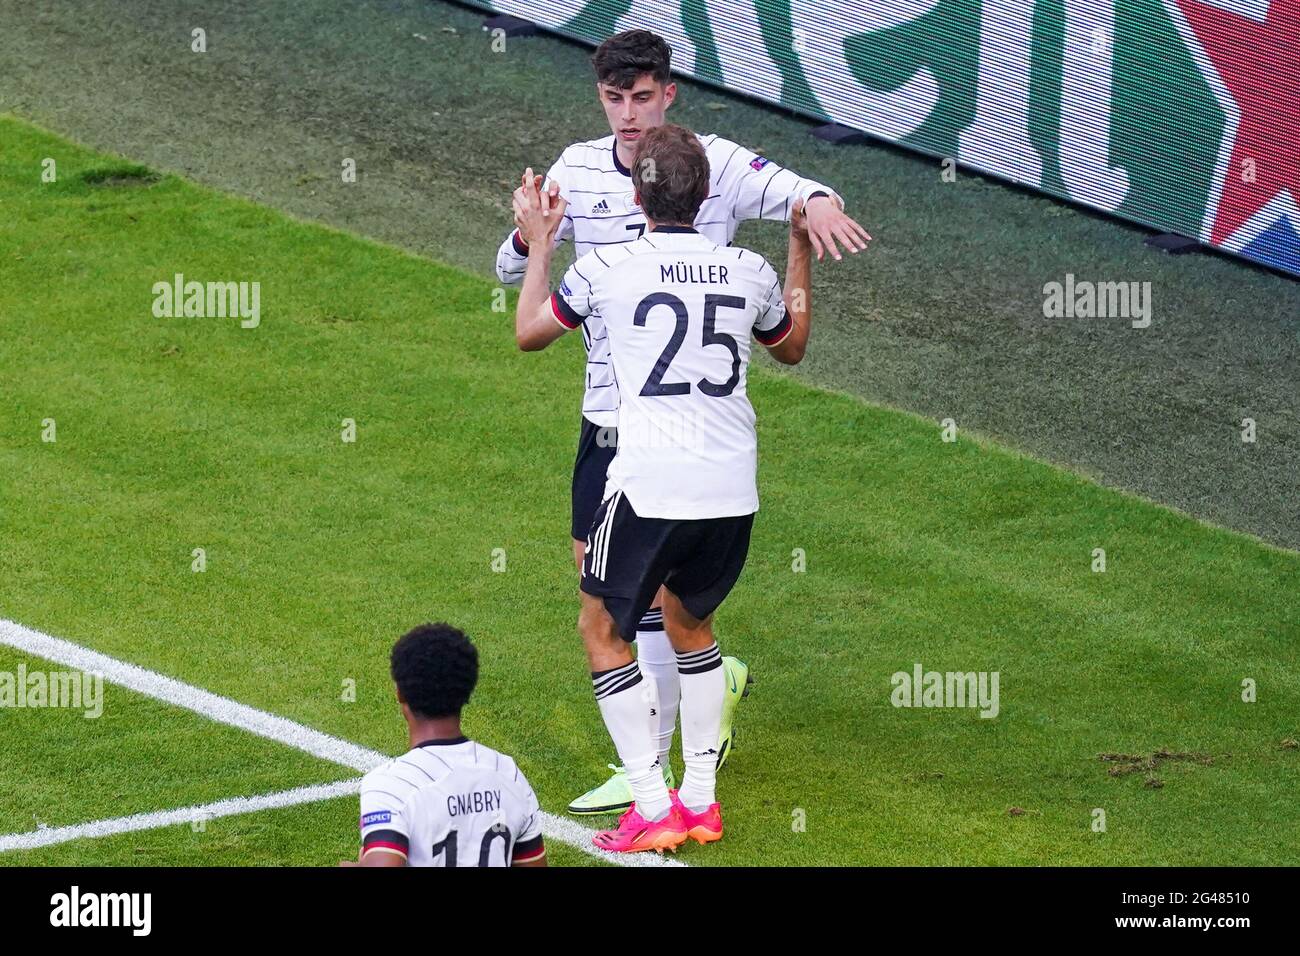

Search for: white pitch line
xmin=0 ymin=618 xmax=684 ymax=867
xmin=0 ymin=779 xmax=362 ymax=853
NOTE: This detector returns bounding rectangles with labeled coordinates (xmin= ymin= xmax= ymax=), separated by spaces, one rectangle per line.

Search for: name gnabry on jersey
xmin=447 ymin=788 xmax=504 ymax=816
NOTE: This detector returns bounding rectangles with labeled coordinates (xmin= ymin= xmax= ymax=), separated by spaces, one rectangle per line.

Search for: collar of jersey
xmin=611 ymin=142 xmax=631 ymax=177
xmin=651 ymin=225 xmax=699 ymax=234
xmin=414 ymin=735 xmax=471 ymax=747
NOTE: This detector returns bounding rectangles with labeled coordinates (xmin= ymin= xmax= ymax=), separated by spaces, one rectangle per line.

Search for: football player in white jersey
xmin=496 ymin=29 xmax=870 ymax=816
xmin=349 ymin=623 xmax=546 ymax=867
xmin=513 ymin=124 xmax=814 ymax=852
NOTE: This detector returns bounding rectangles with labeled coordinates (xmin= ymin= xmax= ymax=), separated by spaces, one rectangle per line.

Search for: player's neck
xmin=645 ymin=220 xmax=694 ymax=233
xmin=614 ymin=141 xmax=637 ymax=175
xmin=407 ymin=715 xmax=465 ymax=749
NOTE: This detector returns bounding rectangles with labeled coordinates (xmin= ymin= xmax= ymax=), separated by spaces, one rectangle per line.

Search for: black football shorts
xmin=571 ymin=417 xmax=618 ymax=541
xmin=580 ymin=489 xmax=754 ymax=642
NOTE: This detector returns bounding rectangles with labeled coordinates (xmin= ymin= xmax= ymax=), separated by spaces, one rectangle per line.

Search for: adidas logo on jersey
xmin=591 ymin=199 xmax=612 ymax=215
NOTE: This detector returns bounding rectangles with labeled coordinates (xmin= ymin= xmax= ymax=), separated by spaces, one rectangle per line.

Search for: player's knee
xmin=661 ymin=597 xmax=713 ymax=651
xmin=577 ymin=599 xmax=617 ymax=645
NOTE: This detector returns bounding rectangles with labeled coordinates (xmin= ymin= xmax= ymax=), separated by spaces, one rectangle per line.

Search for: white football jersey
xmin=551 ymin=227 xmax=791 ymax=520
xmin=496 ymin=133 xmax=833 ymax=428
xmin=359 ymin=737 xmax=544 ymax=867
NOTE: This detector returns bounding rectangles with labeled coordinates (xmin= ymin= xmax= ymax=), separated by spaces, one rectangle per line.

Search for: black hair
xmin=390 ymin=623 xmax=479 ymax=719
xmin=591 ymin=29 xmax=672 ymax=88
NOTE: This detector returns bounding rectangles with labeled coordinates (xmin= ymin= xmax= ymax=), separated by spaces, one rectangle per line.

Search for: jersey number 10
xmin=429 ymin=826 xmax=512 ymax=867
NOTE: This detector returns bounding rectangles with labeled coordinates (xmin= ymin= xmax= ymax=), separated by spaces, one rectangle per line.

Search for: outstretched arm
xmin=765 ymin=201 xmax=814 ymax=366
xmin=514 ymin=169 xmax=572 ymax=352
xmin=718 ymin=137 xmax=871 ymax=262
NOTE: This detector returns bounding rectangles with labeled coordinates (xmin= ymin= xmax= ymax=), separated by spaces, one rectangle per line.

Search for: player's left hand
xmin=515 ymin=168 xmax=568 ymax=248
xmin=803 ymin=194 xmax=872 ymax=262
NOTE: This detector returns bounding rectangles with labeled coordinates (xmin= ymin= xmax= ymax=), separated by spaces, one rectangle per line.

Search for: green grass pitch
xmin=1 ymin=115 xmax=1298 ymax=865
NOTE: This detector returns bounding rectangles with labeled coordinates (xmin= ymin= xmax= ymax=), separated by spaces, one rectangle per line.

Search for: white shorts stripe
xmin=588 ymin=491 xmax=617 ymax=581
xmin=597 ymin=491 xmax=621 ymax=580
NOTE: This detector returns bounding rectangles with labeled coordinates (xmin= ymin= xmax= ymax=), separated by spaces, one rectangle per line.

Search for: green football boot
xmin=716 ymin=656 xmax=754 ymax=770
xmin=567 ymin=762 xmax=675 ymax=816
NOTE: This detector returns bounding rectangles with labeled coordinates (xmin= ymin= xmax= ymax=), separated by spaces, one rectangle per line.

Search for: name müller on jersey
xmin=550 ymin=227 xmax=792 ymax=521
xmin=496 ymin=133 xmax=833 ymax=428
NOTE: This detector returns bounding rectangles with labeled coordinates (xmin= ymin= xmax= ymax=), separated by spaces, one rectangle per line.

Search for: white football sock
xmin=634 ymin=609 xmax=679 ymax=768
xmin=676 ymin=642 xmax=725 ymax=812
xmin=592 ymin=660 xmax=671 ymax=821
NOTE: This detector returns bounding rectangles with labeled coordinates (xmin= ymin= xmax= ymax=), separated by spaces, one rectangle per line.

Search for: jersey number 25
xmin=634 ymin=292 xmax=744 ymax=399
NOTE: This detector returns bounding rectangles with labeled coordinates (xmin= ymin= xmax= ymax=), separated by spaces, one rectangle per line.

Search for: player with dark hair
xmin=497 ymin=27 xmax=870 ymax=818
xmin=348 ymin=623 xmax=547 ymax=867
xmin=588 ymin=27 xmax=673 ymax=88
xmin=514 ymin=124 xmax=815 ymax=852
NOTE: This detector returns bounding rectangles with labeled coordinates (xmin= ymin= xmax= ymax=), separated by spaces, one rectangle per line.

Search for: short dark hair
xmin=591 ymin=29 xmax=671 ymax=87
xmin=390 ymin=623 xmax=479 ymax=719
xmin=632 ymin=124 xmax=709 ymax=226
